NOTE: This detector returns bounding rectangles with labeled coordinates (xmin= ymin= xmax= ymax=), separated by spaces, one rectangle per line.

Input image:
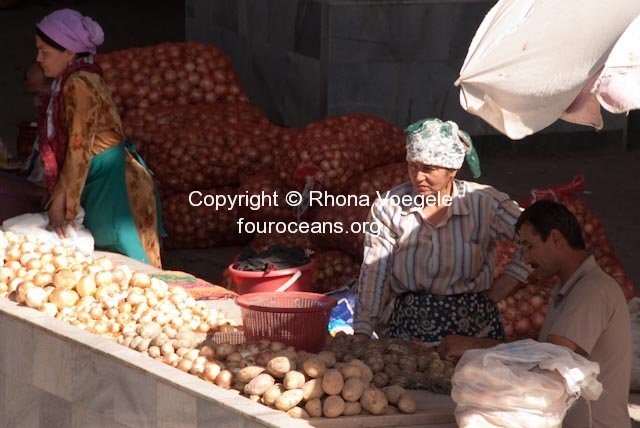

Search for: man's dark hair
xmin=515 ymin=200 xmax=586 ymax=250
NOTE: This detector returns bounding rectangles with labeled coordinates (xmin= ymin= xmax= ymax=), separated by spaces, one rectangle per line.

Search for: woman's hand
xmin=437 ymin=335 xmax=500 ymax=362
xmin=47 ymin=193 xmax=74 ymax=238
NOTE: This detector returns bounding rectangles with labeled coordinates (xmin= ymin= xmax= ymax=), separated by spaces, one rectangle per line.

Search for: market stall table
xmin=0 ymin=251 xmax=457 ymax=427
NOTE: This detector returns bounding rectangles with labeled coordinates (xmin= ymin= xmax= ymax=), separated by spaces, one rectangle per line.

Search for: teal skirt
xmin=80 ymin=141 xmax=165 ymax=264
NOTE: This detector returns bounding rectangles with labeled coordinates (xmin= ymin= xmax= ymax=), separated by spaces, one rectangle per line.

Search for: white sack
xmin=2 ymin=208 xmax=94 ymax=256
xmin=593 ymin=14 xmax=640 ymax=114
xmin=457 ymin=0 xmax=640 ymax=139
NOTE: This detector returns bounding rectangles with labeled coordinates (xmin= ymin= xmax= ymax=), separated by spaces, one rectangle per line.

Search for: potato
xmin=382 ymin=385 xmax=407 ymax=405
xmin=270 ymin=341 xmax=286 ymax=352
xmin=397 ymin=393 xmax=417 ymax=414
xmin=238 ymin=366 xmax=266 ymax=384
xmin=267 ymin=356 xmax=295 ymax=378
xmin=302 ymin=357 xmax=326 ymax=378
xmin=263 ymin=384 xmax=285 ymax=406
xmin=343 ymin=401 xmax=362 ymax=416
xmin=323 ymin=395 xmax=346 ymax=418
xmin=339 ymin=364 xmax=362 ymax=380
xmin=342 ymin=377 xmax=366 ymax=402
xmin=317 ymin=350 xmax=336 ymax=368
xmin=385 ymin=405 xmax=400 ymax=415
xmin=283 ymin=371 xmax=306 ymax=390
xmin=322 ymin=369 xmax=344 ymax=395
xmin=255 ymin=351 xmax=273 ymax=366
xmin=305 ymin=398 xmax=323 ymax=418
xmin=301 ymin=378 xmax=324 ymax=401
xmin=215 ymin=343 xmax=236 ymax=360
xmin=287 ymin=407 xmax=310 ymax=419
xmin=273 ymin=349 xmax=298 ymax=362
xmin=244 ymin=373 xmax=275 ymax=396
xmin=373 ymin=372 xmax=390 ymax=388
xmin=360 ymin=387 xmax=388 ymax=415
xmin=275 ymin=389 xmax=304 ymax=411
xmin=349 ymin=359 xmax=373 ymax=384
xmin=249 ymin=394 xmax=261 ymax=403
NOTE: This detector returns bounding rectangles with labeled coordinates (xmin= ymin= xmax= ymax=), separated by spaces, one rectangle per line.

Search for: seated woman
xmin=353 ymin=118 xmax=531 ymax=343
xmin=35 ymin=9 xmax=164 ymax=267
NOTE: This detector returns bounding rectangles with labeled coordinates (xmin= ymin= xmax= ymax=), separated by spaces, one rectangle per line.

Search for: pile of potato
xmin=164 ymin=338 xmax=417 ymax=418
xmin=326 ymin=333 xmax=456 ymax=394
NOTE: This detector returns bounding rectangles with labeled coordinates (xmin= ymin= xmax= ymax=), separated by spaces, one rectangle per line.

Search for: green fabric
xmin=80 ymin=141 xmax=156 ymax=264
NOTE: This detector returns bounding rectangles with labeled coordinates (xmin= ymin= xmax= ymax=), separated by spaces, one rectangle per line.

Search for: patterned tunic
xmin=354 ymin=180 xmax=532 ymax=337
xmin=50 ymin=71 xmax=161 ymax=267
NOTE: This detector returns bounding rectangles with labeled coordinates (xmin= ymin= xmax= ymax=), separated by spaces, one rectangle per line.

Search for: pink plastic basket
xmin=236 ymin=292 xmax=337 ymax=352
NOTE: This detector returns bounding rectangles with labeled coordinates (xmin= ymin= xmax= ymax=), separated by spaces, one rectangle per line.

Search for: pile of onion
xmin=96 ymin=41 xmax=247 ymax=117
xmin=161 ymin=187 xmax=253 ymax=249
xmin=310 ymin=205 xmax=370 ymax=262
xmin=277 ymin=114 xmax=405 ymax=193
xmin=122 ymin=102 xmax=295 ymax=192
xmin=561 ymin=195 xmax=635 ymax=300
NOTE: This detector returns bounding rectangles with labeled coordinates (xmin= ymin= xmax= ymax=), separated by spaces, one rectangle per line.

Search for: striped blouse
xmin=353 ymin=180 xmax=532 ymax=336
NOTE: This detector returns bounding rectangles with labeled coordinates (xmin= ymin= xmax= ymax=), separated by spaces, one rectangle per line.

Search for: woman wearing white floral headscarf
xmin=353 ymin=118 xmax=531 ymax=343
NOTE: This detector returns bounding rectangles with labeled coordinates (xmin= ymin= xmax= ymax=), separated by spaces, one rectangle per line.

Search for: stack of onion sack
xmin=96 ymin=41 xmax=247 ymax=118
xmin=123 ymin=103 xmax=295 ymax=193
xmin=310 ymin=162 xmax=409 ymax=262
xmin=497 ymin=175 xmax=636 ymax=341
xmin=492 ymin=240 xmax=549 ymax=339
xmin=277 ymin=114 xmax=405 ymax=194
xmin=161 ymin=187 xmax=252 ymax=249
xmin=520 ymin=175 xmax=636 ymax=300
xmin=313 ymin=251 xmax=361 ymax=293
xmin=236 ymin=171 xmax=297 ymax=223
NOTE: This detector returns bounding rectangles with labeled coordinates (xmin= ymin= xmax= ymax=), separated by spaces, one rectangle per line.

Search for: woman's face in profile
xmin=35 ymin=35 xmax=74 ymax=79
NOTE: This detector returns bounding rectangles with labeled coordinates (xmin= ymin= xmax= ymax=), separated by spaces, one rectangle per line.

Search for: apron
xmin=81 ymin=141 xmax=165 ymax=264
xmin=388 ymin=290 xmax=506 ymax=343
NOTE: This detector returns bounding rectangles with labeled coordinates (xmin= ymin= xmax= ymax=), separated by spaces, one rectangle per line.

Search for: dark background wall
xmin=0 ymin=0 xmax=185 ymax=154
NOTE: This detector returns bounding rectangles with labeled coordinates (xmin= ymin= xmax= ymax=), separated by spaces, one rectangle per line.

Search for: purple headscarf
xmin=36 ymin=9 xmax=104 ymax=54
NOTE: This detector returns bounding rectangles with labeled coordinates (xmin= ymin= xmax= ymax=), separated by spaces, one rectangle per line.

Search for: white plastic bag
xmin=2 ymin=208 xmax=94 ymax=256
xmin=629 ymin=298 xmax=640 ymax=391
xmin=452 ymin=339 xmax=602 ymax=428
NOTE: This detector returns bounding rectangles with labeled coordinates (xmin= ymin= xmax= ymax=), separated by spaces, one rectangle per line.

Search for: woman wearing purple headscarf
xmin=35 ymin=9 xmax=164 ymax=267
